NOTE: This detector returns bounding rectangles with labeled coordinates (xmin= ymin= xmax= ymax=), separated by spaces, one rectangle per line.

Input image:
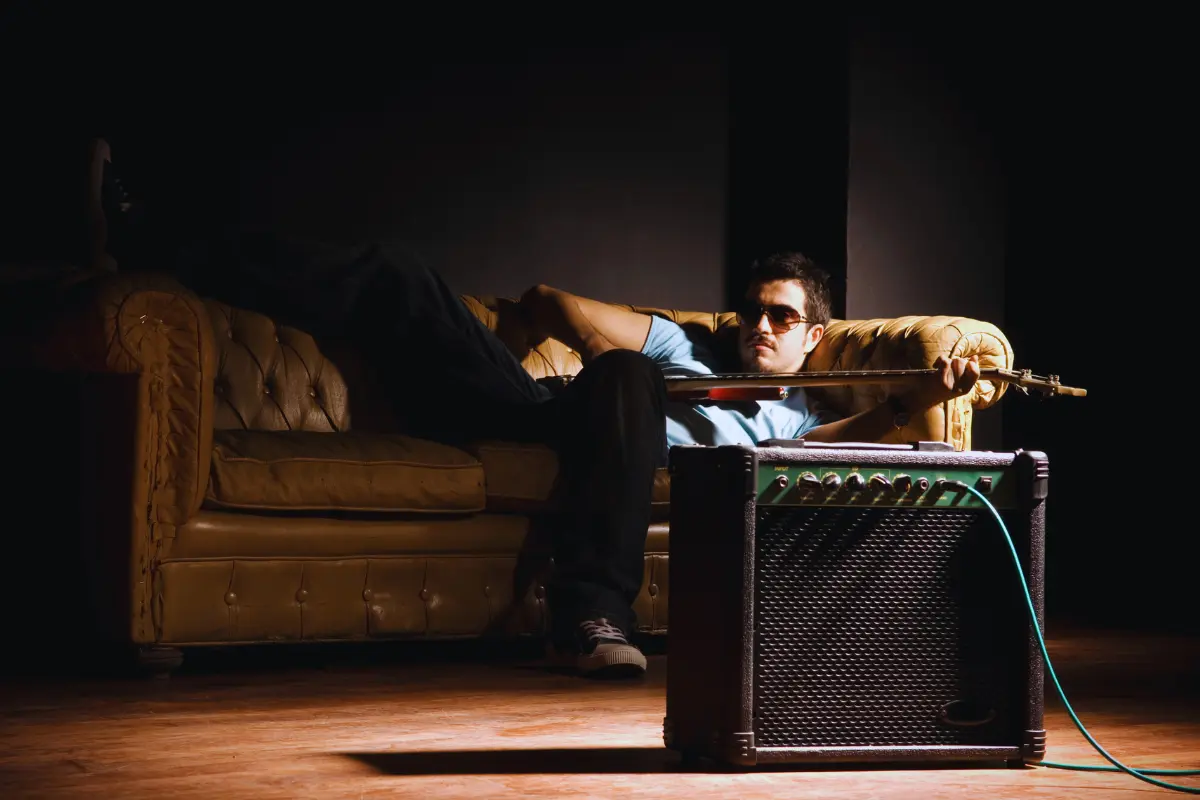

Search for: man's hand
xmin=900 ymin=355 xmax=981 ymax=412
xmin=801 ymin=354 xmax=981 ymax=444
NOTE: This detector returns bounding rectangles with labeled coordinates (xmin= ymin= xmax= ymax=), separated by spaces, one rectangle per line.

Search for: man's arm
xmin=518 ymin=284 xmax=654 ymax=363
xmin=801 ymin=355 xmax=981 ymax=442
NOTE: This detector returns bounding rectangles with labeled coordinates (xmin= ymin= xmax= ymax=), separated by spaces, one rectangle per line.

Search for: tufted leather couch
xmin=3 ymin=267 xmax=1013 ymax=667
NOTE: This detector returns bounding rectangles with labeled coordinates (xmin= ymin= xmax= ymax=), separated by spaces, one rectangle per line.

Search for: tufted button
xmin=534 ymin=585 xmax=546 ymax=600
xmin=227 ymin=329 xmax=234 ymax=340
xmin=362 ymin=589 xmax=373 ymax=602
xmin=274 ymin=335 xmax=280 ymax=343
xmin=648 ymin=583 xmax=659 ymax=597
xmin=224 ymin=591 xmax=237 ymax=605
xmin=295 ymin=589 xmax=309 ymax=603
xmin=482 ymin=585 xmax=491 ymax=597
xmin=309 ymin=388 xmax=317 ymax=398
xmin=263 ymin=385 xmax=271 ymax=395
xmin=418 ymin=588 xmax=430 ymax=601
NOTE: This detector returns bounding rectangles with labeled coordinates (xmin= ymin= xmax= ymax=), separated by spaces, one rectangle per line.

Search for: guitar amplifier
xmin=664 ymin=441 xmax=1047 ymax=768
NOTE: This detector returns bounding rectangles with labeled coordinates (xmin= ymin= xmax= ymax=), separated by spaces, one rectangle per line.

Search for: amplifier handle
xmin=756 ymin=439 xmax=955 ymax=452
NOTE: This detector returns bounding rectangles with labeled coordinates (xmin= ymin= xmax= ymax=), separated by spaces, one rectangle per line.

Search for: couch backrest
xmin=205 ymin=293 xmax=747 ymax=433
xmin=207 ymin=299 xmax=354 ymax=432
xmin=207 ymin=292 xmax=1012 ymax=448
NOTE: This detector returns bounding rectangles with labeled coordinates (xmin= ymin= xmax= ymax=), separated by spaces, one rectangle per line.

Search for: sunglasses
xmin=737 ymin=302 xmax=810 ymax=332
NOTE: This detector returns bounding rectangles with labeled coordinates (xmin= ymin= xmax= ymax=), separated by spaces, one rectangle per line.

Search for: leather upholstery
xmin=2 ymin=269 xmax=1010 ymax=650
xmin=207 ymin=301 xmax=352 ymax=433
xmin=7 ymin=269 xmax=216 ymax=528
xmin=207 ymin=429 xmax=486 ymax=513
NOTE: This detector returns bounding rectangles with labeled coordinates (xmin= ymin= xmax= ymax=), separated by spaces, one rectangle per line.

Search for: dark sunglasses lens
xmin=766 ymin=306 xmax=801 ymax=327
xmin=737 ymin=303 xmax=761 ymax=324
xmin=739 ymin=304 xmax=802 ymax=328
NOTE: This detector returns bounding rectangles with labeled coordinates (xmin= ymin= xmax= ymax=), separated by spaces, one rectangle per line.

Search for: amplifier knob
xmin=798 ymin=472 xmax=822 ymax=490
xmin=868 ymin=473 xmax=891 ymax=491
xmin=894 ymin=474 xmax=913 ymax=493
xmin=821 ymin=472 xmax=842 ymax=490
xmin=844 ymin=472 xmax=865 ymax=491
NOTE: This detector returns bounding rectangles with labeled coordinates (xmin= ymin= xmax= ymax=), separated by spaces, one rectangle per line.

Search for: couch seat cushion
xmin=465 ymin=440 xmax=670 ymax=518
xmin=206 ymin=430 xmax=485 ymax=513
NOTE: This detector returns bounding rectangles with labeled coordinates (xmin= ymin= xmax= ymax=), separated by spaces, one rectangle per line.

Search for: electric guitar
xmin=659 ymin=368 xmax=1087 ymax=402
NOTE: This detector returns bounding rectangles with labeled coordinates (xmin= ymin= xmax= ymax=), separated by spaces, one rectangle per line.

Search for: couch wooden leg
xmin=136 ymin=646 xmax=183 ymax=678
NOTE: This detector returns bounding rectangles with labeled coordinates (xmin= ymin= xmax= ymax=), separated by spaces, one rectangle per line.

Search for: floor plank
xmin=1 ymin=627 xmax=1197 ymax=799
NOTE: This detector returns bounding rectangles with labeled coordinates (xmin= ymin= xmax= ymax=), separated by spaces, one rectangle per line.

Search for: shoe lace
xmin=580 ymin=619 xmax=628 ymax=643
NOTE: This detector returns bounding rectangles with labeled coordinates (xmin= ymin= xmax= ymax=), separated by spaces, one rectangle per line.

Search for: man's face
xmin=737 ymin=279 xmax=825 ymax=373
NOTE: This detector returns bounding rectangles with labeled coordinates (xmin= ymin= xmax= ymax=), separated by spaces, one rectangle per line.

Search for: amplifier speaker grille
xmin=753 ymin=505 xmax=1026 ymax=748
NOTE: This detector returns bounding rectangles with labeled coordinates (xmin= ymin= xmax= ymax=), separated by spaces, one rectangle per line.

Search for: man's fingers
xmin=938 ymin=359 xmax=955 ymax=391
xmin=925 ymin=355 xmax=982 ymax=403
xmin=957 ymin=358 xmax=981 ymax=393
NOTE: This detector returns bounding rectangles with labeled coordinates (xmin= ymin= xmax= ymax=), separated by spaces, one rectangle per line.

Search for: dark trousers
xmin=170 ymin=229 xmax=667 ymax=638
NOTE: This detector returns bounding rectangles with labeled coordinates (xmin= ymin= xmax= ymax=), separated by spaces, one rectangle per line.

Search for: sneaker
xmin=549 ymin=618 xmax=647 ymax=678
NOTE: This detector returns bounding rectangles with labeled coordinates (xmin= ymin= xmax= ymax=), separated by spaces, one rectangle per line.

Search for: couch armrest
xmin=5 ymin=270 xmax=215 ymax=643
xmin=807 ymin=315 xmax=1014 ymax=451
xmin=9 ymin=269 xmax=216 ymax=526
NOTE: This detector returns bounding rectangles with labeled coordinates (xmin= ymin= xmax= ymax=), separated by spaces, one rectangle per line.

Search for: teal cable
xmin=947 ymin=481 xmax=1200 ymax=794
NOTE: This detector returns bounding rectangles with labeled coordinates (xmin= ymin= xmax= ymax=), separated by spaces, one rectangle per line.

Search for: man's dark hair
xmin=746 ymin=251 xmax=834 ymax=327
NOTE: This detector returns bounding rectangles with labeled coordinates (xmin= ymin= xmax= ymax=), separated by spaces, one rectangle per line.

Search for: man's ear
xmin=803 ymin=323 xmax=825 ymax=355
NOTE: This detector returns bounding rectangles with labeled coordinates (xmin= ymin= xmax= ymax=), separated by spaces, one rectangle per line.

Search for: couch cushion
xmin=206 ymin=430 xmax=485 ymax=513
xmin=465 ymin=439 xmax=670 ymax=519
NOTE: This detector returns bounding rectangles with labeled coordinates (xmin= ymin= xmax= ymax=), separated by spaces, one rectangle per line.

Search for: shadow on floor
xmin=340 ymin=747 xmax=1016 ymax=775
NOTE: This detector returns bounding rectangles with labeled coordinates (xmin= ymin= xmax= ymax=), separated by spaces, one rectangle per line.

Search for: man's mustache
xmin=746 ymin=336 xmax=774 ymax=350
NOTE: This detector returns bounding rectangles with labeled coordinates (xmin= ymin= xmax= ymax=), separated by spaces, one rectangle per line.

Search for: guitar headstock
xmin=993 ymin=368 xmax=1087 ymax=397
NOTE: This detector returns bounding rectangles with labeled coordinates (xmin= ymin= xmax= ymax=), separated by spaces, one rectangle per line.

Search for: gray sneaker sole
xmin=546 ymin=642 xmax=647 ymax=678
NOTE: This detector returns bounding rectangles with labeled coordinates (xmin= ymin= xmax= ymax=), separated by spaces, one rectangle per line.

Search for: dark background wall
xmin=228 ymin=34 xmax=731 ymax=310
xmin=726 ymin=29 xmax=848 ymax=316
xmin=846 ymin=12 xmax=1189 ymax=633
xmin=2 ymin=9 xmax=1190 ymax=633
xmin=999 ymin=22 xmax=1189 ymax=633
xmin=46 ymin=30 xmax=734 ymax=311
xmin=846 ymin=13 xmax=1006 ymax=451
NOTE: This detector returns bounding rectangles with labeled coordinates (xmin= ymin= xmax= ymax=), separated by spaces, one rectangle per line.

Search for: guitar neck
xmin=663 ymin=368 xmax=980 ymax=390
xmin=661 ymin=368 xmax=1086 ymax=397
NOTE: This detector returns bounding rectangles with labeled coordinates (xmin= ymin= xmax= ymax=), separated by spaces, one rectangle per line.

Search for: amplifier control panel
xmin=756 ymin=464 xmax=1012 ymax=509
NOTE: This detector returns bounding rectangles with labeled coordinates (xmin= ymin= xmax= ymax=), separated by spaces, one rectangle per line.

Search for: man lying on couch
xmin=150 ymin=233 xmax=978 ymax=679
xmin=96 ymin=148 xmax=980 ymax=679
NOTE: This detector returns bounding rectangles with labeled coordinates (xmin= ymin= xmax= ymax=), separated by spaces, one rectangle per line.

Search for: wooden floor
xmin=1 ymin=626 xmax=1197 ymax=799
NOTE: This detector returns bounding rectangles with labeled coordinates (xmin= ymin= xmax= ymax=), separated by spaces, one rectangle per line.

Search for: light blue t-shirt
xmin=641 ymin=315 xmax=840 ymax=448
